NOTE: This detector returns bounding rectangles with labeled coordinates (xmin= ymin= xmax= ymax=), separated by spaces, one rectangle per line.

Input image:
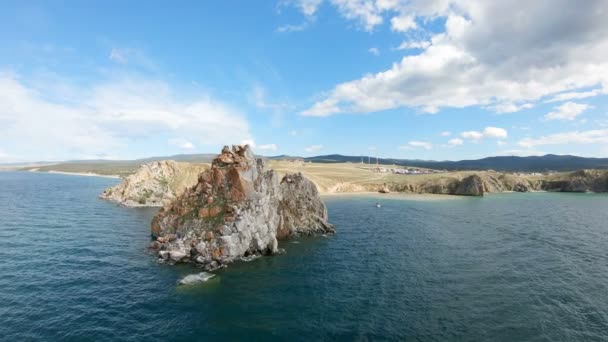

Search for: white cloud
xmin=448 ymin=138 xmax=463 ymax=146
xmin=489 ymin=102 xmax=534 ymax=114
xmin=289 ymin=130 xmax=298 ymax=136
xmin=461 ymin=127 xmax=507 ymax=141
xmin=395 ymin=40 xmax=431 ymax=50
xmin=497 ymin=140 xmax=506 ymax=146
xmin=544 ymin=101 xmax=590 ymax=121
xmin=368 ymin=47 xmax=380 ymax=56
xmin=305 ymin=144 xmax=324 ymax=152
xmin=461 ymin=131 xmax=484 ymax=141
xmin=0 ymin=73 xmax=252 ymax=161
xmin=401 ymin=141 xmax=433 ymax=150
xmin=545 ymin=88 xmax=604 ymax=103
xmin=109 ymin=48 xmax=127 ymax=64
xmin=368 ymin=146 xmax=377 ymax=150
xmin=483 ymin=127 xmax=508 ymax=139
xmin=391 ymin=15 xmax=417 ymax=32
xmin=518 ymin=129 xmax=608 ymax=148
xmin=277 ymin=22 xmax=309 ymax=33
xmin=168 ymin=138 xmax=195 ymax=150
xmin=293 ymin=0 xmax=323 ymax=16
xmin=302 ymin=1 xmax=608 ymax=116
xmin=330 ymin=0 xmax=384 ymax=31
xmin=257 ymin=144 xmax=279 ymax=152
xmin=440 ymin=131 xmax=451 ymax=136
xmin=108 ymin=48 xmax=154 ymax=68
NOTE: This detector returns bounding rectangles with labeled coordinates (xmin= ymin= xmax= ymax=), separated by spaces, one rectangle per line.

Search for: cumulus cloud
xmin=460 ymin=127 xmax=507 ymax=141
xmin=168 ymin=138 xmax=195 ymax=150
xmin=518 ymin=129 xmax=608 ymax=148
xmin=544 ymin=102 xmax=590 ymax=121
xmin=305 ymin=144 xmax=324 ymax=152
xmin=395 ymin=40 xmax=431 ymax=50
xmin=292 ymin=0 xmax=323 ymax=16
xmin=440 ymin=131 xmax=451 ymax=136
xmin=257 ymin=144 xmax=279 ymax=152
xmin=400 ymin=141 xmax=432 ymax=150
xmin=390 ymin=15 xmax=417 ymax=32
xmin=368 ymin=47 xmax=380 ymax=56
xmin=488 ymin=102 xmax=534 ymax=114
xmin=448 ymin=138 xmax=463 ymax=146
xmin=545 ymin=89 xmax=604 ymax=103
xmin=277 ymin=22 xmax=309 ymax=33
xmin=461 ymin=131 xmax=483 ymax=141
xmin=482 ymin=127 xmax=508 ymax=139
xmin=302 ymin=0 xmax=608 ymax=116
xmin=0 ymin=73 xmax=252 ymax=161
xmin=331 ymin=0 xmax=384 ymax=31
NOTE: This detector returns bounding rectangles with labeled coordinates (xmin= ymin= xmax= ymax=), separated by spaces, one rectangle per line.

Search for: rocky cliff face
xmin=540 ymin=170 xmax=608 ymax=192
xmin=378 ymin=173 xmax=535 ymax=196
xmin=377 ymin=170 xmax=608 ymax=196
xmin=100 ymin=161 xmax=207 ymax=207
xmin=150 ymin=145 xmax=334 ymax=270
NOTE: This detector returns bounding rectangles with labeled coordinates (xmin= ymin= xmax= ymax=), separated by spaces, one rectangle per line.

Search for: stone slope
xmin=150 ymin=145 xmax=334 ymax=270
xmin=100 ymin=161 xmax=207 ymax=207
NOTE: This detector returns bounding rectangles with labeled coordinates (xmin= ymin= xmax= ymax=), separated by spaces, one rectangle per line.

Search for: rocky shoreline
xmin=373 ymin=169 xmax=608 ymax=196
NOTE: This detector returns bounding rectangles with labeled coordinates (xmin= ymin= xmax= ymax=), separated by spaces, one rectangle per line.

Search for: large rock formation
xmin=100 ymin=161 xmax=207 ymax=207
xmin=150 ymin=145 xmax=334 ymax=270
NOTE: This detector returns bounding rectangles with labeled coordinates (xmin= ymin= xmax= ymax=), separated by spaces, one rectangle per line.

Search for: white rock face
xmin=150 ymin=145 xmax=335 ymax=270
xmin=100 ymin=160 xmax=205 ymax=207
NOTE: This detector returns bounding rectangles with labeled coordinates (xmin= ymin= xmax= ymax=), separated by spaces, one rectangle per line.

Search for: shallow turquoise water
xmin=1 ymin=171 xmax=608 ymax=341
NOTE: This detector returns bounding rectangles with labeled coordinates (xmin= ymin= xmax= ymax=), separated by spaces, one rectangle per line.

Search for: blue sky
xmin=1 ymin=0 xmax=607 ymax=162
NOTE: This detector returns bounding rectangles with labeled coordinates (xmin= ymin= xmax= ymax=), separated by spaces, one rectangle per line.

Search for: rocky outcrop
xmin=454 ymin=175 xmax=485 ymax=196
xmin=378 ymin=183 xmax=391 ymax=194
xmin=100 ymin=161 xmax=207 ymax=207
xmin=150 ymin=145 xmax=334 ymax=270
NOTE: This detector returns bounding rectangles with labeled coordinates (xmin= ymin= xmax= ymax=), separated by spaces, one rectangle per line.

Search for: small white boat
xmin=375 ymin=203 xmax=381 ymax=208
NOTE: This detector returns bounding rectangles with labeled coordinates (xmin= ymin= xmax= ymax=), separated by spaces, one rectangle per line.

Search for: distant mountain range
xmin=4 ymin=153 xmax=608 ymax=173
xmin=287 ymin=154 xmax=608 ymax=172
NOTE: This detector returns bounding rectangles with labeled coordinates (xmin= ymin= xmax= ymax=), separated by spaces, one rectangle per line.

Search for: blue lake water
xmin=1 ymin=171 xmax=608 ymax=341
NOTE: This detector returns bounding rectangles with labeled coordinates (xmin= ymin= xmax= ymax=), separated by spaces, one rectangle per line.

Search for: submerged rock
xmin=151 ymin=145 xmax=335 ymax=269
xmin=178 ymin=272 xmax=215 ymax=285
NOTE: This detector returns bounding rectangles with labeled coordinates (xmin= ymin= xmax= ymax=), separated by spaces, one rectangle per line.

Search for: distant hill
xmin=301 ymin=154 xmax=608 ymax=172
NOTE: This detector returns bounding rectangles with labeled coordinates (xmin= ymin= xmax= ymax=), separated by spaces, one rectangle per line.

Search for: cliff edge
xmin=100 ymin=161 xmax=207 ymax=207
xmin=150 ymin=145 xmax=334 ymax=270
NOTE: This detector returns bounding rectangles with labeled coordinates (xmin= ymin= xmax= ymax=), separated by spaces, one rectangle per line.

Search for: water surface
xmin=1 ymin=172 xmax=607 ymax=341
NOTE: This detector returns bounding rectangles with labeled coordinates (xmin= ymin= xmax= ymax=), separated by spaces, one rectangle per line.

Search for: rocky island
xmin=149 ymin=145 xmax=335 ymax=270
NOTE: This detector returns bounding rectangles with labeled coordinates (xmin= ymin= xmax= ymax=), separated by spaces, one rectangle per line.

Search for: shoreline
xmin=321 ymin=191 xmax=465 ymax=201
xmin=28 ymin=170 xmax=121 ymax=179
